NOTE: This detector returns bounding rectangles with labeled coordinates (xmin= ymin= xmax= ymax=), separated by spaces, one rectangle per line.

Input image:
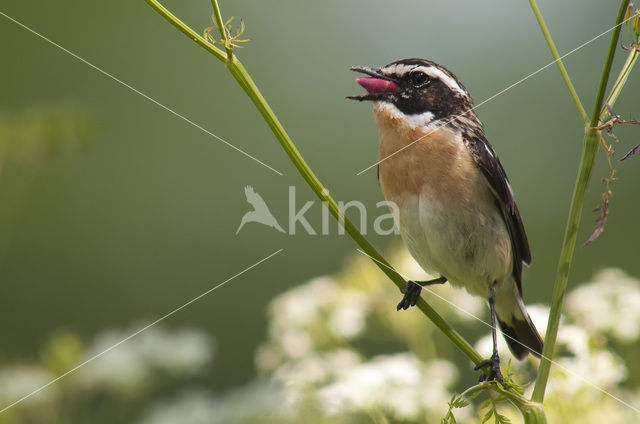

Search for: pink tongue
xmin=356 ymin=77 xmax=398 ymax=94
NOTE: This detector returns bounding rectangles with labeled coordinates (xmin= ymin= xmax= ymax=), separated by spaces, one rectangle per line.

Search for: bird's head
xmin=348 ymin=58 xmax=474 ymax=126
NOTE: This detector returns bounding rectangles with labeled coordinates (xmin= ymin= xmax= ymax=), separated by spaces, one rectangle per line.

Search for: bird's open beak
xmin=347 ymin=66 xmax=399 ymax=101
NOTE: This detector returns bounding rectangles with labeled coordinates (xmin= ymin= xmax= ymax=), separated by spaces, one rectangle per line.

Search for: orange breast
xmin=374 ymin=106 xmax=492 ymax=211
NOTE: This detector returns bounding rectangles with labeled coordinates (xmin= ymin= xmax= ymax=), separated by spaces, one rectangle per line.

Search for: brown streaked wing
xmin=464 ymin=135 xmax=531 ymax=295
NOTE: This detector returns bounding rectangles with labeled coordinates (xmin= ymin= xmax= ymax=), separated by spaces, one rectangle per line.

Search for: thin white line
xmin=0 ymin=10 xmax=283 ymax=176
xmin=0 ymin=248 xmax=284 ymax=414
xmin=355 ymin=248 xmax=640 ymax=414
xmin=356 ymin=18 xmax=632 ymax=175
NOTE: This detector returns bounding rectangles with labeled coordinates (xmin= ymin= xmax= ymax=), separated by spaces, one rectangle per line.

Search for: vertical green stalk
xmin=588 ymin=3 xmax=630 ymax=129
xmin=497 ymin=385 xmax=547 ymax=423
xmin=530 ymin=0 xmax=630 ymax=403
xmin=528 ymin=0 xmax=589 ymax=124
xmin=210 ymin=0 xmax=232 ymax=58
xmin=602 ymin=42 xmax=639 ymax=120
xmin=143 ymin=0 xmax=484 ymax=366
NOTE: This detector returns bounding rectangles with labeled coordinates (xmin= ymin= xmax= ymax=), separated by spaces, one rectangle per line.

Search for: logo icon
xmin=236 ymin=186 xmax=285 ymax=234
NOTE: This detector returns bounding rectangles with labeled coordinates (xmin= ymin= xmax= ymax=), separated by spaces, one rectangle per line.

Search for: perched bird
xmin=236 ymin=185 xmax=285 ymax=234
xmin=348 ymin=58 xmax=543 ymax=382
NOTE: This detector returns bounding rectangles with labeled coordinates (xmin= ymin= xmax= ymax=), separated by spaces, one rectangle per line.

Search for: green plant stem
xmin=144 ymin=0 xmax=226 ymax=61
xmin=531 ymin=0 xmax=631 ymax=403
xmin=210 ymin=0 xmax=232 ymax=58
xmin=449 ymin=383 xmax=546 ymax=424
xmin=528 ymin=0 xmax=589 ymax=124
xmin=494 ymin=384 xmax=547 ymax=424
xmin=589 ymin=4 xmax=631 ymax=129
xmin=222 ymin=37 xmax=486 ymax=370
xmin=143 ymin=0 xmax=485 ymax=365
xmin=601 ymin=40 xmax=639 ymax=121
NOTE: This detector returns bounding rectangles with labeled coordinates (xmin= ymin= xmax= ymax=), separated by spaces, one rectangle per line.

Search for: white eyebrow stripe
xmin=380 ymin=63 xmax=414 ymax=77
xmin=381 ymin=64 xmax=467 ymax=97
xmin=413 ymin=66 xmax=466 ymax=95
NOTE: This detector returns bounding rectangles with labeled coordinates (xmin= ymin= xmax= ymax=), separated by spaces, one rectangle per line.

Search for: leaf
xmin=452 ymin=397 xmax=470 ymax=408
xmin=584 ymin=197 xmax=609 ymax=246
xmin=441 ymin=408 xmax=456 ymax=424
xmin=480 ymin=398 xmax=492 ymax=409
xmin=467 ymin=389 xmax=483 ymax=400
xmin=504 ymin=381 xmax=525 ymax=395
xmin=444 ymin=411 xmax=457 ymax=424
xmin=447 ymin=393 xmax=471 ymax=409
xmin=482 ymin=407 xmax=494 ymax=424
xmin=494 ymin=394 xmax=507 ymax=403
xmin=442 ymin=393 xmax=469 ymax=424
xmin=496 ymin=411 xmax=512 ymax=424
xmin=620 ymin=142 xmax=640 ymax=161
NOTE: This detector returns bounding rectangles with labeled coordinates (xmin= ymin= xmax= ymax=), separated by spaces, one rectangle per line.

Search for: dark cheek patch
xmin=392 ymin=80 xmax=454 ymax=119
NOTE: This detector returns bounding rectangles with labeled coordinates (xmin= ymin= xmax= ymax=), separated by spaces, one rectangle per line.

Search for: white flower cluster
xmin=567 ymin=268 xmax=640 ymax=342
xmin=0 ymin=325 xmax=217 ymax=423
xmin=0 ymin=366 xmax=56 ymax=407
xmin=3 ymin=251 xmax=640 ymax=424
xmin=77 ymin=325 xmax=214 ymax=393
xmin=541 ymin=269 xmax=640 ymax=423
xmin=138 ymin=381 xmax=288 ymax=424
xmin=256 ymin=275 xmax=371 ymax=373
xmin=251 ymin=250 xmax=483 ymax=422
xmin=474 ymin=269 xmax=640 ymax=423
xmin=317 ymin=353 xmax=457 ymax=420
xmin=255 ymin=254 xmax=640 ymax=423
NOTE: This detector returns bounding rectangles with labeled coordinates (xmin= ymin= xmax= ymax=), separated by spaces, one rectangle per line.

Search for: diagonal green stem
xmin=588 ymin=3 xmax=631 ymax=129
xmin=601 ymin=38 xmax=639 ymax=121
xmin=530 ymin=0 xmax=631 ymax=403
xmin=528 ymin=0 xmax=589 ymax=124
xmin=144 ymin=0 xmax=226 ymax=61
xmin=143 ymin=0 xmax=484 ymax=365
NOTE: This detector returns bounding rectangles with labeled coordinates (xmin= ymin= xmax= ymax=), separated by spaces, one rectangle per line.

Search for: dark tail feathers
xmin=498 ymin=313 xmax=544 ymax=360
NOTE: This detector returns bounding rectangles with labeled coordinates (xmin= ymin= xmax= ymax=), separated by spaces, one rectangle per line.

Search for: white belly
xmin=372 ymin=108 xmax=513 ymax=299
xmin=396 ymin=193 xmax=512 ymax=298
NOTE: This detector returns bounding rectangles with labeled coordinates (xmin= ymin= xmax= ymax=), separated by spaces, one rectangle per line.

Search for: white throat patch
xmin=374 ymin=102 xmax=436 ymax=130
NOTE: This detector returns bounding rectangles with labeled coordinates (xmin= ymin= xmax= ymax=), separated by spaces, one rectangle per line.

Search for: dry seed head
xmin=625 ymin=3 xmax=634 ymax=22
xmin=633 ymin=11 xmax=640 ymax=36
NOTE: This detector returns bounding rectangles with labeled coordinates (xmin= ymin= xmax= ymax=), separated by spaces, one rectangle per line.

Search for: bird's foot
xmin=396 ymin=277 xmax=447 ymax=311
xmin=474 ymin=354 xmax=504 ymax=384
xmin=397 ymin=280 xmax=422 ymax=310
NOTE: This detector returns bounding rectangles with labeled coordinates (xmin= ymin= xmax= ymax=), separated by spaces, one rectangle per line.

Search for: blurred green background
xmin=1 ymin=0 xmax=639 ymax=406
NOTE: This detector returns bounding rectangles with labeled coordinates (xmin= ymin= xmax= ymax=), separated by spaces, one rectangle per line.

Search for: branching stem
xmin=143 ymin=0 xmax=484 ymax=365
xmin=210 ymin=0 xmax=232 ymax=58
xmin=528 ymin=0 xmax=589 ymax=124
xmin=530 ymin=0 xmax=631 ymax=403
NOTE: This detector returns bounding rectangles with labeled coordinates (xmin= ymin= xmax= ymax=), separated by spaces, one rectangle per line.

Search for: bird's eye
xmin=408 ymin=71 xmax=429 ymax=87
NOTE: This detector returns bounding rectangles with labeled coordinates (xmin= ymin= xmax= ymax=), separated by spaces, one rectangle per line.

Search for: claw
xmin=397 ymin=280 xmax=422 ymax=310
xmin=474 ymin=354 xmax=504 ymax=384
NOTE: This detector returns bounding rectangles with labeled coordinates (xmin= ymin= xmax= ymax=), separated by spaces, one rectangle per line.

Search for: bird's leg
xmin=397 ymin=276 xmax=447 ymax=311
xmin=474 ymin=282 xmax=504 ymax=384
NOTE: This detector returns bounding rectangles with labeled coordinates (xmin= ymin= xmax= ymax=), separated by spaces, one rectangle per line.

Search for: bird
xmin=236 ymin=185 xmax=285 ymax=234
xmin=347 ymin=58 xmax=543 ymax=382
